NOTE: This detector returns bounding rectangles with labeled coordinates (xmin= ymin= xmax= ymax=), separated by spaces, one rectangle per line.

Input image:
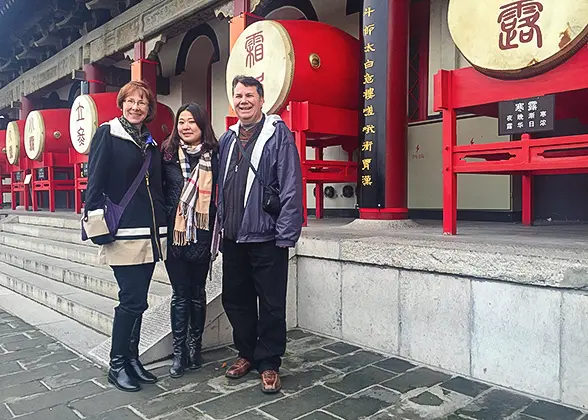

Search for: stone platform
xmin=297 ymin=219 xmax=588 ymax=411
xmin=2 ymin=307 xmax=586 ymax=420
xmin=2 ymin=209 xmax=588 ymax=410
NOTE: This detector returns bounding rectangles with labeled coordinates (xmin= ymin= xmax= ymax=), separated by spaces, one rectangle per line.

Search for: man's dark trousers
xmin=221 ymin=239 xmax=289 ymax=373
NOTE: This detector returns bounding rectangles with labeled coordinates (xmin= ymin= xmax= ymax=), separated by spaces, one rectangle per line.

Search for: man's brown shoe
xmin=225 ymin=358 xmax=252 ymax=379
xmin=260 ymin=370 xmax=281 ymax=394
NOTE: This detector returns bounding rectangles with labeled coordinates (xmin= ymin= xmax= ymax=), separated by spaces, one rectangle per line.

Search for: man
xmin=217 ymin=75 xmax=303 ymax=393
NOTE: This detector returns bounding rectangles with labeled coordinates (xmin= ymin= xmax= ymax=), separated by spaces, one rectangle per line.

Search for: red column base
xmin=359 ymin=208 xmax=408 ymax=220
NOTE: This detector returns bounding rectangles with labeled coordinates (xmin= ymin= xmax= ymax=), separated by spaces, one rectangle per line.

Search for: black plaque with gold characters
xmin=358 ymin=0 xmax=387 ymax=208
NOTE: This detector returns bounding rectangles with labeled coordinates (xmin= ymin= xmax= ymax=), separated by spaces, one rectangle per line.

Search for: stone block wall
xmin=294 ymin=236 xmax=588 ymax=410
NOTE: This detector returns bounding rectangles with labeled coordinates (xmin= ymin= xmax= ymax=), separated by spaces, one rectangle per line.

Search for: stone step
xmin=0 ymin=285 xmax=108 ymax=357
xmin=0 ymin=229 xmax=170 ymax=283
xmin=1 ymin=220 xmax=84 ymax=245
xmin=0 ymin=243 xmax=170 ymax=307
xmin=0 ymin=213 xmax=231 ymax=366
xmin=0 ymin=229 xmax=98 ymax=265
xmin=0 ymin=259 xmax=230 ymax=366
xmin=16 ymin=213 xmax=81 ymax=230
xmin=0 ymin=260 xmax=116 ymax=335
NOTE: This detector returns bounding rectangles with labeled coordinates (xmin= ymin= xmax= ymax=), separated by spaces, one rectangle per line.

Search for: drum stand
xmin=10 ymin=166 xmax=29 ymax=211
xmin=69 ymin=149 xmax=87 ymax=214
xmin=29 ymin=152 xmax=74 ymax=212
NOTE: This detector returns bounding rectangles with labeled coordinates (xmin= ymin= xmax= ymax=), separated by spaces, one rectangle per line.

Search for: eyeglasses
xmin=124 ymin=99 xmax=148 ymax=108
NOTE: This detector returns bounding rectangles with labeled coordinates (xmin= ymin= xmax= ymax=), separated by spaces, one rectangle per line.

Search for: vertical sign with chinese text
xmin=359 ymin=0 xmax=388 ymax=208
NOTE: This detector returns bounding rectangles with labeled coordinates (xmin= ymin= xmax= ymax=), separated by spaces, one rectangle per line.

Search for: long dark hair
xmin=162 ymin=102 xmax=218 ymax=160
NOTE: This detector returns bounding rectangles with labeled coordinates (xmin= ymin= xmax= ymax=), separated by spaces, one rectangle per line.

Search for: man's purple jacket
xmin=217 ymin=114 xmax=304 ymax=248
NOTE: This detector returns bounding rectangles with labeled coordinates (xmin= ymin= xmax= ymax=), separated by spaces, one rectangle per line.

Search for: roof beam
xmin=0 ymin=0 xmax=225 ymax=110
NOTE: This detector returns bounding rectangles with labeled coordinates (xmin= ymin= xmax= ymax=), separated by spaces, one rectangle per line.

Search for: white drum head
xmin=24 ymin=111 xmax=45 ymax=161
xmin=70 ymin=95 xmax=99 ymax=155
xmin=5 ymin=121 xmax=20 ymax=165
xmin=226 ymin=20 xmax=294 ymax=114
xmin=448 ymin=0 xmax=588 ymax=77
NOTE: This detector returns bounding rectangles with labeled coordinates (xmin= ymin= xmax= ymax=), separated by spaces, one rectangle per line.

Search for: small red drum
xmin=69 ymin=92 xmax=175 ymax=155
xmin=24 ymin=109 xmax=72 ymax=161
xmin=226 ymin=20 xmax=360 ymax=114
xmin=5 ymin=120 xmax=25 ymax=166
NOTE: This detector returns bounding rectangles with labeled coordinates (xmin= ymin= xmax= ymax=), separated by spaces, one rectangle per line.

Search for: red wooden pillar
xmin=229 ymin=0 xmax=259 ymax=117
xmin=384 ymin=0 xmax=409 ymax=219
xmin=83 ymin=64 xmax=106 ymax=94
xmin=233 ymin=0 xmax=250 ymax=16
xmin=521 ymin=134 xmax=533 ymax=225
xmin=442 ymin=108 xmax=457 ymax=235
xmin=315 ymin=147 xmax=324 ymax=219
xmin=19 ymin=97 xmax=35 ymax=120
xmin=131 ymin=41 xmax=158 ymax=99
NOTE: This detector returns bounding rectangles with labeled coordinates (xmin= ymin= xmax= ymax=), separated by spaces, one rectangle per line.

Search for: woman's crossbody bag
xmin=81 ymin=149 xmax=152 ymax=241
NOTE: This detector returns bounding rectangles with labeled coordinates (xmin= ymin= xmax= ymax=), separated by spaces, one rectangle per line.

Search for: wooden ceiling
xmin=0 ymin=0 xmax=143 ymax=87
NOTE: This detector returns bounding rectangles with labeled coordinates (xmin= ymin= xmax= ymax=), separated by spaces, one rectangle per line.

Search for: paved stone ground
xmin=1 ymin=310 xmax=587 ymax=420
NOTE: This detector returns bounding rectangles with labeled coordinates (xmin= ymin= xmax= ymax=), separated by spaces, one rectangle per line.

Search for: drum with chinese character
xmin=24 ymin=109 xmax=72 ymax=161
xmin=69 ymin=92 xmax=174 ymax=155
xmin=5 ymin=120 xmax=25 ymax=166
xmin=448 ymin=0 xmax=588 ymax=78
xmin=226 ymin=20 xmax=360 ymax=113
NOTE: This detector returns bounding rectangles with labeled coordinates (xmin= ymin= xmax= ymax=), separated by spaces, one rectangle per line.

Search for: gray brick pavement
xmin=0 ymin=309 xmax=586 ymax=420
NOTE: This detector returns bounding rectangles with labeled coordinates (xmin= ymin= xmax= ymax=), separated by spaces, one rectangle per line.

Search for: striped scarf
xmin=119 ymin=117 xmax=148 ymax=153
xmin=172 ymin=142 xmax=213 ymax=246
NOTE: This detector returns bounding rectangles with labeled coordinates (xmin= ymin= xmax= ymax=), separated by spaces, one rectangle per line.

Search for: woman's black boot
xmin=128 ymin=315 xmax=158 ymax=384
xmin=188 ymin=286 xmax=207 ymax=370
xmin=108 ymin=308 xmax=141 ymax=392
xmin=169 ymin=294 xmax=189 ymax=378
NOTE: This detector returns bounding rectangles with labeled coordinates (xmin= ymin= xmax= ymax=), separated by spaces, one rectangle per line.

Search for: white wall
xmin=427 ymin=0 xmax=472 ymax=117
xmin=157 ymin=18 xmax=231 ymax=139
xmin=209 ymin=17 xmax=231 ymax=138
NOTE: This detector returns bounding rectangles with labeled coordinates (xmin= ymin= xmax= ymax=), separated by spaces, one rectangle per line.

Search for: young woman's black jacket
xmin=161 ymin=149 xmax=219 ymax=262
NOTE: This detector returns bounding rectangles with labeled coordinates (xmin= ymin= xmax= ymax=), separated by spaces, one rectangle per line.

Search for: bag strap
xmin=119 ymin=148 xmax=152 ymax=209
xmin=234 ymin=138 xmax=266 ymax=188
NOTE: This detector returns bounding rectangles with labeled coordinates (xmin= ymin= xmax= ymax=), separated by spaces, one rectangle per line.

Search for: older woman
xmin=162 ymin=102 xmax=218 ymax=378
xmin=82 ymin=80 xmax=167 ymax=392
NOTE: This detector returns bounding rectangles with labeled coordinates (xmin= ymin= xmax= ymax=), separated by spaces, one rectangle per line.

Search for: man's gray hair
xmin=231 ymin=75 xmax=264 ymax=98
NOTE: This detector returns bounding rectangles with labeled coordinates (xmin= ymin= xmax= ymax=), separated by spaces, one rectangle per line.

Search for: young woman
xmin=83 ymin=80 xmax=167 ymax=392
xmin=162 ymin=102 xmax=219 ymax=378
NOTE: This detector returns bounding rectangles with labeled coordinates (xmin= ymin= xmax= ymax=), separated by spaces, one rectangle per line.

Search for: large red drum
xmin=69 ymin=92 xmax=175 ymax=155
xmin=24 ymin=109 xmax=72 ymax=161
xmin=5 ymin=120 xmax=25 ymax=166
xmin=226 ymin=20 xmax=360 ymax=114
